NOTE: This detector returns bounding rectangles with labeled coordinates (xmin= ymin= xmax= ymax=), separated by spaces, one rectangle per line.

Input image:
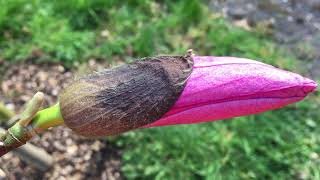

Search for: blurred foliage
xmin=1 ymin=0 xmax=319 ymax=179
xmin=1 ymin=0 xmax=293 ymax=68
xmin=0 ymin=103 xmax=14 ymax=122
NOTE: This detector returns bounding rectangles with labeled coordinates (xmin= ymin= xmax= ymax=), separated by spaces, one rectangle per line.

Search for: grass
xmin=1 ymin=0 xmax=319 ymax=179
xmin=117 ymin=98 xmax=320 ymax=180
xmin=0 ymin=0 xmax=293 ymax=68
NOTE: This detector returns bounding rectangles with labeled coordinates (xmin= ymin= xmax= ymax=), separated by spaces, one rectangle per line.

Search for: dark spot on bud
xmin=59 ymin=56 xmax=193 ymax=137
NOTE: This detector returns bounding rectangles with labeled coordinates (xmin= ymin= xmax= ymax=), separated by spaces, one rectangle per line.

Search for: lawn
xmin=0 ymin=0 xmax=319 ymax=179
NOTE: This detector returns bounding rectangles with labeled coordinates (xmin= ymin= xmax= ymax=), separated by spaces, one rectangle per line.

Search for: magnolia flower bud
xmin=59 ymin=55 xmax=317 ymax=137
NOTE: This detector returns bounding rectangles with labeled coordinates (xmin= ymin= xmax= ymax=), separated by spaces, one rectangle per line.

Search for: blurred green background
xmin=0 ymin=0 xmax=319 ymax=179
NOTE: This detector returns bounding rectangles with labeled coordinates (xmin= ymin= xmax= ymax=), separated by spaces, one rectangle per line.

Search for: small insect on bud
xmin=59 ymin=56 xmax=194 ymax=137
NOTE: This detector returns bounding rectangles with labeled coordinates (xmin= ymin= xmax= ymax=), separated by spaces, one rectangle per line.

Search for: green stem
xmin=31 ymin=103 xmax=64 ymax=131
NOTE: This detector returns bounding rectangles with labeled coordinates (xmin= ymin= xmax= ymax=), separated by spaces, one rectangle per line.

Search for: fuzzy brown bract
xmin=59 ymin=56 xmax=193 ymax=137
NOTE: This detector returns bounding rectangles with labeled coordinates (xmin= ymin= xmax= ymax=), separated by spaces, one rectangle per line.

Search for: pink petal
xmin=145 ymin=56 xmax=317 ymax=127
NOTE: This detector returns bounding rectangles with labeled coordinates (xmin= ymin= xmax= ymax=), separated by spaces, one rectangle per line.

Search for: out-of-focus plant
xmin=0 ymin=103 xmax=14 ymax=122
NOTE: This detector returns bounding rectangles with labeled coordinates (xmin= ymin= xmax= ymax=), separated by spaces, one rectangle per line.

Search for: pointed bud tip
xmin=303 ymin=79 xmax=317 ymax=94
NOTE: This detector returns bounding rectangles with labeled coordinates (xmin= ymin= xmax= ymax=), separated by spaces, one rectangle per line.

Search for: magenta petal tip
xmin=303 ymin=80 xmax=317 ymax=94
